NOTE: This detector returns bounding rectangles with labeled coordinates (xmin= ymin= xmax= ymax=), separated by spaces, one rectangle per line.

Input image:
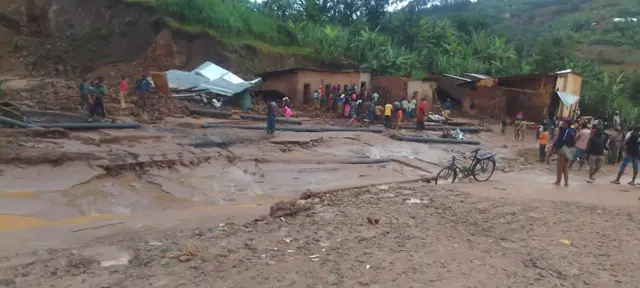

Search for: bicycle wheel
xmin=471 ymin=157 xmax=496 ymax=182
xmin=435 ymin=166 xmax=458 ymax=185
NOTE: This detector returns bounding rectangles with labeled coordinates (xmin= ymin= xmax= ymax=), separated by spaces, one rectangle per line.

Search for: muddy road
xmin=0 ymin=123 xmax=639 ymax=287
xmin=1 ymin=177 xmax=639 ymax=287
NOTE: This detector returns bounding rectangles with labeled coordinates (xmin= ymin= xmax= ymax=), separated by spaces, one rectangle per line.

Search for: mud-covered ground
xmin=1 ymin=180 xmax=638 ymax=288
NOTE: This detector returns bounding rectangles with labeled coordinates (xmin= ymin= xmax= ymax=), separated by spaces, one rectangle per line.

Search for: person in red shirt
xmin=416 ymin=99 xmax=429 ymax=131
xmin=118 ymin=75 xmax=129 ymax=109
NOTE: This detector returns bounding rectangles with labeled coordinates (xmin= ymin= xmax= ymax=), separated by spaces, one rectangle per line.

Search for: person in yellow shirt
xmin=384 ymin=103 xmax=393 ymax=128
xmin=538 ymin=127 xmax=549 ymax=162
xmin=375 ymin=105 xmax=384 ymax=121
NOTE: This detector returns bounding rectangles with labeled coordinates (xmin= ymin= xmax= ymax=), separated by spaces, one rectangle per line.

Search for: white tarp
xmin=166 ymin=61 xmax=261 ymax=96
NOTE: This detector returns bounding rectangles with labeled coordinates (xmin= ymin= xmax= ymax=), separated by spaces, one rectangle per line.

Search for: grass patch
xmin=125 ymin=0 xmax=309 ymax=56
xmin=160 ymin=17 xmax=309 ymax=55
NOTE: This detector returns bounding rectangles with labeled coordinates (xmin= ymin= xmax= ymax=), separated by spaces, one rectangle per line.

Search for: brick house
xmin=256 ymin=68 xmax=371 ymax=106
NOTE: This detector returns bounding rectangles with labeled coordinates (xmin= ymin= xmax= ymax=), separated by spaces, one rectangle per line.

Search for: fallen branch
xmin=300 ymin=176 xmax=435 ymax=200
xmin=394 ymin=135 xmax=481 ymax=145
xmin=190 ymin=108 xmax=303 ymax=125
xmin=70 ymin=221 xmax=125 ymax=233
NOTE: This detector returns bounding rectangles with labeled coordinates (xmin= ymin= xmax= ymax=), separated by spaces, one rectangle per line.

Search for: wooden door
xmin=303 ymin=83 xmax=311 ymax=105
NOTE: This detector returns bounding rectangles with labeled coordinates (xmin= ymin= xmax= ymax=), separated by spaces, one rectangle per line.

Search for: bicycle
xmin=435 ymin=148 xmax=497 ymax=184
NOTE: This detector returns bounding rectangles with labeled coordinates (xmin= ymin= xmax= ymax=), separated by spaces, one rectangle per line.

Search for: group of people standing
xmin=78 ymin=74 xmax=152 ymax=121
xmin=533 ymin=112 xmax=638 ymax=187
xmin=381 ymin=98 xmax=431 ymax=130
xmin=78 ymin=76 xmax=108 ymax=121
xmin=265 ymin=86 xmax=433 ymax=135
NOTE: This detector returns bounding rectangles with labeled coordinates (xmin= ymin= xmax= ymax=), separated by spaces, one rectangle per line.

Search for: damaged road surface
xmin=0 ymin=127 xmax=444 ymax=233
xmin=0 ymin=121 xmax=638 ymax=287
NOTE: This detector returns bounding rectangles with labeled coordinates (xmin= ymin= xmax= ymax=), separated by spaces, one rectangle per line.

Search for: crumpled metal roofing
xmin=556 ymin=91 xmax=580 ymax=106
xmin=166 ymin=62 xmax=261 ymax=96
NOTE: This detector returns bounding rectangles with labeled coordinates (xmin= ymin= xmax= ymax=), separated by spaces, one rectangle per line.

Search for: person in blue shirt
xmin=136 ymin=74 xmax=151 ymax=110
xmin=443 ymin=98 xmax=452 ymax=110
xmin=552 ymin=120 xmax=576 ymax=187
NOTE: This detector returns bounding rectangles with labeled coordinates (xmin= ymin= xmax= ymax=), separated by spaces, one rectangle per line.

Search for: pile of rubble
xmin=2 ymin=78 xmax=81 ymax=111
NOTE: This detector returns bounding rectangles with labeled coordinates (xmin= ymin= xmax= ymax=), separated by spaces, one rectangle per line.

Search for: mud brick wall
xmin=371 ymin=76 xmax=407 ymax=104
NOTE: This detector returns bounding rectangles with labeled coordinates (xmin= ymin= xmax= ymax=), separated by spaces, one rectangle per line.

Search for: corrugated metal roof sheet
xmin=464 ymin=73 xmax=492 ymax=80
xmin=166 ymin=62 xmax=261 ymax=96
xmin=556 ymin=91 xmax=580 ymax=106
xmin=443 ymin=74 xmax=472 ymax=82
xmin=555 ymin=69 xmax=572 ymax=74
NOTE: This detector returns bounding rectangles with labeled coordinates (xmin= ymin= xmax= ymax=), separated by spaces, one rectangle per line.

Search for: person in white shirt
xmin=613 ymin=111 xmax=621 ymax=127
xmin=401 ymin=99 xmax=409 ymax=121
xmin=409 ymin=98 xmax=417 ymax=118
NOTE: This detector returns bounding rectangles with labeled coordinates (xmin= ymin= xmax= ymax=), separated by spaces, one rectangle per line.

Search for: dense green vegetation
xmin=137 ymin=0 xmax=640 ymax=125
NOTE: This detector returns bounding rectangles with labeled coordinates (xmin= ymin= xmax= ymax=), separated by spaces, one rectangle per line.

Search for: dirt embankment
xmin=0 ymin=0 xmax=339 ymax=80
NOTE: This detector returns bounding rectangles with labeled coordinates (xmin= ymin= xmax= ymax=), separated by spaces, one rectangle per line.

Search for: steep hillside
xmin=0 ymin=0 xmax=340 ymax=81
xmin=421 ymin=0 xmax=640 ymax=71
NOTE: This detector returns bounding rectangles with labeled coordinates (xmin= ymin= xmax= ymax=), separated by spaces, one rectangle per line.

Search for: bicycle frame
xmin=446 ymin=150 xmax=481 ymax=177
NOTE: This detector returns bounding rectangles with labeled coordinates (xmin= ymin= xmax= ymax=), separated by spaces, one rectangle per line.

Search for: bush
xmin=154 ymin=0 xmax=293 ymax=45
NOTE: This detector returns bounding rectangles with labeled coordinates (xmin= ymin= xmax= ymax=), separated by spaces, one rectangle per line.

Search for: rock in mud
xmin=269 ymin=200 xmax=312 ymax=218
xmin=178 ymin=255 xmax=192 ymax=263
xmin=65 ymin=255 xmax=99 ymax=269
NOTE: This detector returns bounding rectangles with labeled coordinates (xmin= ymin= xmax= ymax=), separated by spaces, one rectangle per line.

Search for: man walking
xmin=611 ymin=126 xmax=640 ymax=185
xmin=571 ymin=122 xmax=591 ymax=170
xmin=136 ymin=74 xmax=152 ymax=110
xmin=587 ymin=127 xmax=607 ymax=183
xmin=266 ymin=101 xmax=277 ymax=135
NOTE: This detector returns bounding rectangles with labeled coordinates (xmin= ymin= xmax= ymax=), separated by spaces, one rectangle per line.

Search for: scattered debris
xmin=269 ymin=199 xmax=312 ymax=218
xmin=559 ymin=239 xmax=572 ymax=246
xmin=405 ymin=198 xmax=428 ymax=204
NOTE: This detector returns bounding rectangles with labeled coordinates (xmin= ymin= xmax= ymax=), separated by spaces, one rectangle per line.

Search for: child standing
xmin=284 ymin=106 xmax=292 ymax=119
xmin=500 ymin=117 xmax=507 ymax=135
xmin=395 ymin=108 xmax=404 ymax=130
xmin=538 ymin=127 xmax=549 ymax=162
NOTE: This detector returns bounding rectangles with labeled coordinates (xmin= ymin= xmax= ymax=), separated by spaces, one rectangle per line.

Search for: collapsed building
xmin=428 ymin=70 xmax=583 ymax=122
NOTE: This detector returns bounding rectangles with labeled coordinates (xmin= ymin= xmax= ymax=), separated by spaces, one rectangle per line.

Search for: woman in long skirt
xmin=608 ymin=127 xmax=623 ymax=164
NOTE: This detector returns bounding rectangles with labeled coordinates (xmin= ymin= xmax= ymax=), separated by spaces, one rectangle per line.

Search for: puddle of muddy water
xmin=0 ymin=172 xmax=197 ymax=222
